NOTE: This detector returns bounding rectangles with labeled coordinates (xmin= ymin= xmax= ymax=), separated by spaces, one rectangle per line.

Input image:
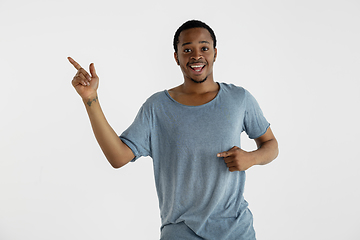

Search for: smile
xmin=189 ymin=64 xmax=205 ymax=72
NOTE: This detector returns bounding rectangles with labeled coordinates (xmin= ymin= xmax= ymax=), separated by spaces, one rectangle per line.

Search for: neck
xmin=181 ymin=76 xmax=218 ymax=94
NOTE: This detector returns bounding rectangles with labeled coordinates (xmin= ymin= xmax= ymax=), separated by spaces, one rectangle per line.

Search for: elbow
xmin=106 ymin=142 xmax=134 ymax=169
xmin=107 ymin=156 xmax=130 ymax=169
xmin=274 ymin=147 xmax=279 ymax=160
xmin=110 ymin=163 xmax=123 ymax=169
xmin=109 ymin=160 xmax=126 ymax=169
xmin=273 ymin=139 xmax=279 ymax=160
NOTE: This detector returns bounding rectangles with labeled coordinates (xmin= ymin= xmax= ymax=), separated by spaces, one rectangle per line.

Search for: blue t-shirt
xmin=120 ymin=83 xmax=269 ymax=240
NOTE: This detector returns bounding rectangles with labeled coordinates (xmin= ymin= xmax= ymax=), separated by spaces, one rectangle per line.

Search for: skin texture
xmin=169 ymin=28 xmax=219 ymax=106
xmin=69 ymin=27 xmax=278 ymax=171
xmin=69 ymin=57 xmax=135 ymax=168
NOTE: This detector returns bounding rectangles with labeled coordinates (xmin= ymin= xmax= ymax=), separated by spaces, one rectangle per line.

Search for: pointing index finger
xmin=68 ymin=57 xmax=82 ymax=70
xmin=217 ymin=151 xmax=229 ymax=158
xmin=217 ymin=146 xmax=238 ymax=157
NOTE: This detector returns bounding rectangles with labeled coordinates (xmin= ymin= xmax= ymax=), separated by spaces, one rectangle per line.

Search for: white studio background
xmin=0 ymin=0 xmax=359 ymax=239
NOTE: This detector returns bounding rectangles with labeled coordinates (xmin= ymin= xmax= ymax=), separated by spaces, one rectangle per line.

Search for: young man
xmin=69 ymin=20 xmax=278 ymax=240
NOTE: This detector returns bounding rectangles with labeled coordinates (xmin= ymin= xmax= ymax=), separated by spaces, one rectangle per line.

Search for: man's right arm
xmin=68 ymin=57 xmax=135 ymax=168
xmin=83 ymin=96 xmax=135 ymax=168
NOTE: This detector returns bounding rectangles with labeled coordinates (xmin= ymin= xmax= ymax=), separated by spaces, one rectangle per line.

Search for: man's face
xmin=174 ymin=28 xmax=217 ymax=84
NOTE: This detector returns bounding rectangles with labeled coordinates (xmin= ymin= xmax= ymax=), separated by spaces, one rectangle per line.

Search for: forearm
xmin=83 ymin=95 xmax=134 ymax=168
xmin=251 ymin=138 xmax=279 ymax=166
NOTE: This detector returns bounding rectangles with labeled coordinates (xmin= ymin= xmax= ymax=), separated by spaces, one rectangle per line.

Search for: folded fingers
xmin=73 ymin=69 xmax=90 ymax=86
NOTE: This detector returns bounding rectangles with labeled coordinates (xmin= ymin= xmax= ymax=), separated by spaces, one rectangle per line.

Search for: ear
xmin=174 ymin=52 xmax=180 ymax=65
xmin=213 ymin=48 xmax=217 ymax=62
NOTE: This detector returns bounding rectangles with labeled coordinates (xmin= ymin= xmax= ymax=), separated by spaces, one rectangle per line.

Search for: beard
xmin=190 ymin=76 xmax=208 ymax=84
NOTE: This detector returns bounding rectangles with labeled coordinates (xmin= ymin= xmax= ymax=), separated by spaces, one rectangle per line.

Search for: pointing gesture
xmin=217 ymin=146 xmax=256 ymax=172
xmin=68 ymin=57 xmax=99 ymax=101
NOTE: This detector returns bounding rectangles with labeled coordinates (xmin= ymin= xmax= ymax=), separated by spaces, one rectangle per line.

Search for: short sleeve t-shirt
xmin=120 ymin=82 xmax=269 ymax=239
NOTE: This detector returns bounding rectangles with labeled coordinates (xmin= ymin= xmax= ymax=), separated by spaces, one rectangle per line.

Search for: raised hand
xmin=217 ymin=146 xmax=256 ymax=172
xmin=68 ymin=57 xmax=99 ymax=101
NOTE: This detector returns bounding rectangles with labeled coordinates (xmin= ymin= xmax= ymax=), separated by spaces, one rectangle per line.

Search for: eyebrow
xmin=181 ymin=41 xmax=210 ymax=47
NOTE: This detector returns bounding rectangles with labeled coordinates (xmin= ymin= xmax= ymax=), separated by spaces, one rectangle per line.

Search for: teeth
xmin=190 ymin=65 xmax=204 ymax=68
xmin=190 ymin=65 xmax=205 ymax=72
xmin=189 ymin=64 xmax=205 ymax=72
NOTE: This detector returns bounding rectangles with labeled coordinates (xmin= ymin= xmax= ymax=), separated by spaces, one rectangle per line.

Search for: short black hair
xmin=173 ymin=20 xmax=217 ymax=53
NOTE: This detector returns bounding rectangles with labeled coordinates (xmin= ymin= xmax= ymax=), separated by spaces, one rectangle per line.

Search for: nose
xmin=191 ymin=49 xmax=203 ymax=60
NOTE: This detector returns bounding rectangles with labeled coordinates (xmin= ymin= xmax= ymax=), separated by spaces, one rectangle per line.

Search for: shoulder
xmin=219 ymin=82 xmax=249 ymax=101
xmin=220 ymin=82 xmax=246 ymax=94
xmin=140 ymin=90 xmax=168 ymax=111
xmin=222 ymin=82 xmax=259 ymax=98
xmin=146 ymin=91 xmax=165 ymax=102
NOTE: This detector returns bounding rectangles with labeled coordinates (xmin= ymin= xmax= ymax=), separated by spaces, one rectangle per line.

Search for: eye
xmin=184 ymin=49 xmax=191 ymax=53
xmin=202 ymin=47 xmax=209 ymax=51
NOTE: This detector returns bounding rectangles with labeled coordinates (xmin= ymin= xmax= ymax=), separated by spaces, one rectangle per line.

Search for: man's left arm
xmin=217 ymin=127 xmax=279 ymax=172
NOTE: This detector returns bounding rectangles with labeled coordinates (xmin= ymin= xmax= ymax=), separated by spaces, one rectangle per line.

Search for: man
xmin=69 ymin=20 xmax=278 ymax=240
